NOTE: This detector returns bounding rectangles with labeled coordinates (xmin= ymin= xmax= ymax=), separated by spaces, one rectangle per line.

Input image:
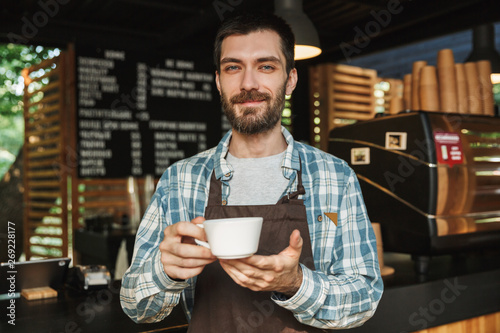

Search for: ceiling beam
xmin=117 ymin=0 xmax=196 ymax=13
xmin=155 ymin=0 xmax=271 ymax=49
xmin=335 ymin=0 xmax=387 ymax=9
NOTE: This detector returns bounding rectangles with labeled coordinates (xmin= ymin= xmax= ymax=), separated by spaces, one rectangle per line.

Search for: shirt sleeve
xmin=120 ymin=186 xmax=190 ymax=323
xmin=272 ymin=167 xmax=383 ymax=329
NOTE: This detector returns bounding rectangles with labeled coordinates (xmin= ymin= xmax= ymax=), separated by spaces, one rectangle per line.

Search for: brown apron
xmin=187 ymin=168 xmax=326 ymax=333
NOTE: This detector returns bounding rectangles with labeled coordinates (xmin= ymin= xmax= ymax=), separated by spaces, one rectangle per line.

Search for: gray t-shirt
xmin=226 ymin=151 xmax=289 ymax=205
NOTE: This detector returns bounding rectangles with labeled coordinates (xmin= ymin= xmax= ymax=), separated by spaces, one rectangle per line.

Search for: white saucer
xmin=216 ymin=253 xmax=254 ymax=259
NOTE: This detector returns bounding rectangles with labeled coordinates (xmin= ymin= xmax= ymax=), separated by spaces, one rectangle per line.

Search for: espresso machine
xmin=329 ymin=111 xmax=500 ymax=274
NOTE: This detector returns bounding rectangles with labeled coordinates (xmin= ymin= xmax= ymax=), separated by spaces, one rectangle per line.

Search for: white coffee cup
xmin=195 ymin=217 xmax=263 ymax=259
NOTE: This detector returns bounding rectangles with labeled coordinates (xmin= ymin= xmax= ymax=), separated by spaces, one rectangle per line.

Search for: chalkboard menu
xmin=75 ymin=47 xmax=222 ymax=178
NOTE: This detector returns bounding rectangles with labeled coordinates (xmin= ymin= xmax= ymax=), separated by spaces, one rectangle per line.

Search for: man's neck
xmin=228 ymin=124 xmax=287 ymax=158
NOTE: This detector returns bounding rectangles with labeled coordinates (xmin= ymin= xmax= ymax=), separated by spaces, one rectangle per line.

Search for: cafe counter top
xmin=0 ymin=280 xmax=188 ymax=333
xmin=2 ymin=251 xmax=500 ymax=332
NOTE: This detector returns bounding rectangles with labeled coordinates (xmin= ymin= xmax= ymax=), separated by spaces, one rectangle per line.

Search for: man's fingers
xmin=165 ymin=266 xmax=205 ymax=281
xmin=166 ymin=220 xmax=209 ymax=244
xmin=220 ymin=261 xmax=259 ymax=290
xmin=159 ymin=218 xmax=215 ymax=281
xmin=218 ymin=230 xmax=304 ymax=294
xmin=162 ymin=250 xmax=215 ymax=268
xmin=161 ymin=240 xmax=214 ymax=259
xmin=191 ymin=216 xmax=206 ymax=225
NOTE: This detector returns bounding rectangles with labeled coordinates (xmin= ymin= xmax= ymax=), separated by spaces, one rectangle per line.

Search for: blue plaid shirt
xmin=120 ymin=127 xmax=383 ymax=329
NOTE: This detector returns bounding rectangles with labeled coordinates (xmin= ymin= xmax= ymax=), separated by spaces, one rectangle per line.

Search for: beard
xmin=220 ymin=83 xmax=287 ymax=135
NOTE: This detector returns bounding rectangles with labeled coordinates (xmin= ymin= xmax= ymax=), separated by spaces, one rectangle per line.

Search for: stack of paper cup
xmin=389 ymin=96 xmax=404 ymax=114
xmin=437 ymin=49 xmax=458 ymax=113
xmin=419 ymin=65 xmax=440 ymax=111
xmin=476 ymin=60 xmax=495 ymax=116
xmin=403 ymin=73 xmax=412 ymax=110
xmin=411 ymin=61 xmax=427 ymax=110
xmin=464 ymin=62 xmax=483 ymax=114
xmin=455 ymin=63 xmax=468 ymax=114
xmin=401 ymin=49 xmax=495 ymax=115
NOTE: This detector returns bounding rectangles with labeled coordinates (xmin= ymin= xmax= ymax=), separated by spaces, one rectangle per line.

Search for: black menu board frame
xmin=75 ymin=46 xmax=222 ymax=179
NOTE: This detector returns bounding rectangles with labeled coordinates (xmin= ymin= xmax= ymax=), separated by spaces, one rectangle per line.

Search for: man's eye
xmin=224 ymin=65 xmax=239 ymax=71
xmin=261 ymin=65 xmax=274 ymax=71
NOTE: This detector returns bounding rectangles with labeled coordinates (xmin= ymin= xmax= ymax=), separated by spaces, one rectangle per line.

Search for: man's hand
xmin=219 ymin=229 xmax=304 ymax=297
xmin=159 ymin=216 xmax=216 ymax=281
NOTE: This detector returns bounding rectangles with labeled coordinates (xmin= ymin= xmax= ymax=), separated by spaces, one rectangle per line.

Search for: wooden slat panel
xmin=27 ymin=57 xmax=60 ymax=73
xmin=27 ymin=147 xmax=60 ymax=159
xmin=30 ymin=201 xmax=60 ymax=208
xmin=26 ymin=136 xmax=60 ymax=148
xmin=28 ymin=191 xmax=60 ymax=199
xmin=334 ymin=93 xmax=373 ymax=103
xmin=80 ymin=190 xmax=128 ymax=197
xmin=26 ymin=229 xmax=62 ymax=237
xmin=27 ymin=114 xmax=60 ymax=129
xmin=334 ymin=102 xmax=373 ymax=112
xmin=25 ymin=93 xmax=59 ymax=109
xmin=28 ymin=243 xmax=64 ymax=250
xmin=333 ymin=73 xmax=373 ymax=86
xmin=27 ymin=158 xmax=60 ymax=168
xmin=309 ymin=63 xmax=381 ymax=150
xmin=26 ymin=81 xmax=60 ymax=98
xmin=333 ymin=63 xmax=377 ymax=77
xmin=33 ymin=253 xmax=64 ymax=259
xmin=27 ymin=222 xmax=62 ymax=228
xmin=29 ymin=67 xmax=60 ymax=84
xmin=27 ymin=170 xmax=61 ymax=178
xmin=30 ymin=180 xmax=61 ymax=187
xmin=333 ymin=83 xmax=371 ymax=94
xmin=333 ymin=111 xmax=376 ymax=121
xmin=27 ymin=125 xmax=60 ymax=137
xmin=24 ymin=53 xmax=68 ymax=260
xmin=309 ymin=63 xmax=377 ymax=151
xmin=79 ymin=179 xmax=127 ymax=186
xmin=80 ymin=201 xmax=129 ymax=208
xmin=26 ymin=103 xmax=60 ymax=118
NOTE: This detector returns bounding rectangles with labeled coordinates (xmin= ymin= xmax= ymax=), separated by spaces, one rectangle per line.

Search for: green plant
xmin=0 ymin=43 xmax=60 ymax=178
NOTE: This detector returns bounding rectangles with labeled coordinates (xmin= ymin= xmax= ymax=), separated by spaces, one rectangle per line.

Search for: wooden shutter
xmin=22 ymin=53 xmax=70 ymax=259
xmin=309 ymin=63 xmax=377 ymax=151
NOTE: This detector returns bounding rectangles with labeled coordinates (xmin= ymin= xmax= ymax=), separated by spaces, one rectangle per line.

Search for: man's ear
xmin=215 ymin=70 xmax=221 ymax=94
xmin=285 ymin=68 xmax=298 ymax=95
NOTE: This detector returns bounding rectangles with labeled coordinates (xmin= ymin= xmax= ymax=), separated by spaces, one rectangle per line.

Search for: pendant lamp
xmin=274 ymin=0 xmax=322 ymax=60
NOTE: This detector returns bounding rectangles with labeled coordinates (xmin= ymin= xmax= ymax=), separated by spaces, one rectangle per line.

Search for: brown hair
xmin=213 ymin=12 xmax=295 ymax=75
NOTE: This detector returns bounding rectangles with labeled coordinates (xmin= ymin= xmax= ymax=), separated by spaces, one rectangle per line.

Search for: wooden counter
xmin=0 ymin=280 xmax=187 ymax=333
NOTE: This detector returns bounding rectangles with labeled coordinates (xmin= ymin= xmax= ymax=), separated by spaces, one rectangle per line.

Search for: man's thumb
xmin=289 ymin=229 xmax=303 ymax=252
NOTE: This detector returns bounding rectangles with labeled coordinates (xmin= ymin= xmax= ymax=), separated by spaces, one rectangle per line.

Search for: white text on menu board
xmin=151 ymin=121 xmax=207 ymax=175
xmin=77 ymin=50 xmax=212 ymax=177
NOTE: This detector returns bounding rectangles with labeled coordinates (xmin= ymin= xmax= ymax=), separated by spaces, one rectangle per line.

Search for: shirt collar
xmin=213 ymin=126 xmax=300 ymax=181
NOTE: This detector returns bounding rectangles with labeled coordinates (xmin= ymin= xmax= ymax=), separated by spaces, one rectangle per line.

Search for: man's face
xmin=215 ymin=30 xmax=297 ymax=135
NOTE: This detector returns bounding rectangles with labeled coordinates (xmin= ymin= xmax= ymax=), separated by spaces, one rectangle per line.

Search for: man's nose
xmin=240 ymin=69 xmax=259 ymax=91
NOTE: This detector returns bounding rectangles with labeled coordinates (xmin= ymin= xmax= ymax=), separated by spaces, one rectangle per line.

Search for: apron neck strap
xmin=208 ymin=171 xmax=223 ymax=206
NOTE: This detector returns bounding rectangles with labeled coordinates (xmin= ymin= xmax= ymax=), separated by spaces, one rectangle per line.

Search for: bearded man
xmin=121 ymin=12 xmax=383 ymax=332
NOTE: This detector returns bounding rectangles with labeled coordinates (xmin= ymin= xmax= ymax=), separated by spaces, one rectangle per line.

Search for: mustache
xmin=230 ymin=90 xmax=271 ymax=104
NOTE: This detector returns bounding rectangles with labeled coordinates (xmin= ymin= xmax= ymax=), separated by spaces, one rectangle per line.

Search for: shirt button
xmin=222 ymin=200 xmax=227 ymax=206
xmin=317 ymin=215 xmax=323 ymax=222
